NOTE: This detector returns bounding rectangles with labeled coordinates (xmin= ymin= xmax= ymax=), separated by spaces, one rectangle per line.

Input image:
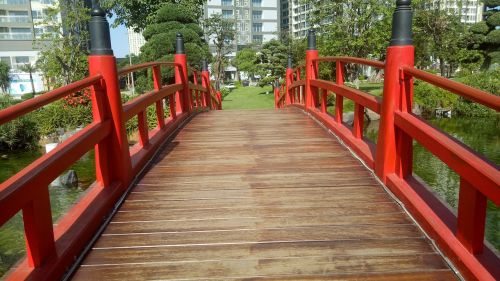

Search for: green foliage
xmin=219 ymin=88 xmax=230 ymax=100
xmin=35 ymin=0 xmax=90 ymax=87
xmin=101 ymin=0 xmax=204 ymax=31
xmin=203 ymin=13 xmax=236 ymax=89
xmin=414 ymin=69 xmax=499 ymax=116
xmin=485 ymin=29 xmax=500 ymax=44
xmin=21 ymin=93 xmax=34 ymax=100
xmin=470 ymin=21 xmax=489 ymax=35
xmin=486 ymin=11 xmax=500 ymax=28
xmin=121 ymin=94 xmax=164 ymax=135
xmin=0 ymin=96 xmax=40 ymax=151
xmin=233 ymin=48 xmax=257 ymax=79
xmin=140 ymin=3 xmax=210 ymax=79
xmin=0 ymin=61 xmax=9 ymax=93
xmin=34 ymin=101 xmax=92 ymax=136
xmin=255 ymin=40 xmax=288 ymax=87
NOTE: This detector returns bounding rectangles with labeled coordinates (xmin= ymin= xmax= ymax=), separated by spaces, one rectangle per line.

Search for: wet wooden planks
xmin=72 ymin=108 xmax=457 ymax=280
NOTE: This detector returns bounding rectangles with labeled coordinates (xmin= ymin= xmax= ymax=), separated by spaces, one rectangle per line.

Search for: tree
xmin=413 ymin=1 xmax=468 ymax=77
xmin=204 ymin=13 xmax=236 ymax=89
xmin=35 ymin=0 xmax=90 ymax=87
xmin=0 ymin=61 xmax=9 ymax=93
xmin=140 ymin=2 xmax=210 ymax=81
xmin=233 ymin=48 xmax=257 ymax=81
xmin=308 ymin=0 xmax=393 ymax=81
xmin=468 ymin=0 xmax=500 ymax=69
xmin=19 ymin=63 xmax=37 ymax=95
xmin=101 ymin=0 xmax=204 ymax=31
xmin=255 ymin=39 xmax=288 ymax=88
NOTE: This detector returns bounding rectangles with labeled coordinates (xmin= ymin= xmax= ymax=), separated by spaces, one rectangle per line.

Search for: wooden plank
xmin=72 ymin=108 xmax=457 ymax=280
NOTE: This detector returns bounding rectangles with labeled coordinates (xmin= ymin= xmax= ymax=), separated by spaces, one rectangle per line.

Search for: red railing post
xmin=22 ymin=187 xmax=55 ymax=267
xmin=335 ymin=61 xmax=344 ymax=123
xmin=152 ymin=65 xmax=165 ymax=128
xmin=375 ymin=1 xmax=414 ymax=182
xmin=274 ymin=78 xmax=280 ymax=108
xmin=305 ymin=29 xmax=318 ymax=109
xmin=88 ymin=7 xmax=133 ymax=186
xmin=456 ymin=178 xmax=487 ymax=254
xmin=174 ymin=33 xmax=190 ymax=114
xmin=201 ymin=59 xmax=211 ymax=109
xmin=296 ymin=69 xmax=301 ymax=104
xmin=193 ymin=70 xmax=200 ymax=108
xmin=286 ymin=55 xmax=293 ymax=105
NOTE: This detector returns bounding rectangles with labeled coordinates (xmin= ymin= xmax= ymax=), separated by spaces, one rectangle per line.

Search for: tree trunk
xmin=29 ymin=71 xmax=35 ymax=95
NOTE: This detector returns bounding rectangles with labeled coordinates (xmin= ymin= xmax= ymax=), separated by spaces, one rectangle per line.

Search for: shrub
xmin=220 ymin=88 xmax=230 ymax=100
xmin=35 ymin=101 xmax=92 ymax=136
xmin=21 ymin=93 xmax=34 ymax=100
xmin=0 ymin=96 xmax=40 ymax=151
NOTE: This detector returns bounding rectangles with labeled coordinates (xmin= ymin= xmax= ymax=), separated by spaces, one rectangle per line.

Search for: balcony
xmin=0 ymin=15 xmax=31 ymax=23
xmin=0 ymin=32 xmax=32 ymax=40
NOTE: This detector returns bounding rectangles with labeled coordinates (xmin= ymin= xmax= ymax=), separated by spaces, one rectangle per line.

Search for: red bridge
xmin=1 ymin=2 xmax=499 ymax=280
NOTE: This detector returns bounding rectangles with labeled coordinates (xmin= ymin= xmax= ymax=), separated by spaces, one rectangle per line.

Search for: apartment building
xmin=203 ymin=0 xmax=279 ymax=79
xmin=434 ymin=0 xmax=483 ymax=23
xmin=127 ymin=28 xmax=146 ymax=56
xmin=0 ymin=0 xmax=61 ymax=95
xmin=280 ymin=0 xmax=289 ymax=31
xmin=289 ymin=0 xmax=311 ymax=38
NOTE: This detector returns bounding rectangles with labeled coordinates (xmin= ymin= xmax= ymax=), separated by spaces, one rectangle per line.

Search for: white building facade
xmin=127 ymin=28 xmax=146 ymax=56
xmin=203 ymin=0 xmax=279 ymax=80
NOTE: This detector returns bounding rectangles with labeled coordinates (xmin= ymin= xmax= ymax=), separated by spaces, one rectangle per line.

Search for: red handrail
xmin=117 ymin=61 xmax=180 ymax=76
xmin=402 ymin=66 xmax=500 ymax=110
xmin=0 ymin=75 xmax=102 ymax=125
xmin=313 ymin=56 xmax=385 ymax=69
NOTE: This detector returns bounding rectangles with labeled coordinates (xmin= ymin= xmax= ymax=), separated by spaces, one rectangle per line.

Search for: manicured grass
xmin=221 ymin=86 xmax=275 ymax=110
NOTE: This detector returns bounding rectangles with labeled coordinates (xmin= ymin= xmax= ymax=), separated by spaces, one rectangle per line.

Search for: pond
xmin=0 ymin=149 xmax=95 ymax=277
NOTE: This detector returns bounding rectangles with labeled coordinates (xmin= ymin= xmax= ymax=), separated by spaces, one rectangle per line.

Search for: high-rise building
xmin=127 ymin=28 xmax=146 ymax=56
xmin=289 ymin=0 xmax=311 ymax=38
xmin=433 ymin=0 xmax=483 ymax=23
xmin=203 ymin=0 xmax=279 ymax=79
xmin=280 ymin=0 xmax=289 ymax=31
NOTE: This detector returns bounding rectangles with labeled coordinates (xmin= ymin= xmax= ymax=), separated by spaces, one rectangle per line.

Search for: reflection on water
xmin=0 ymin=149 xmax=95 ymax=277
xmin=364 ymin=116 xmax=499 ymax=251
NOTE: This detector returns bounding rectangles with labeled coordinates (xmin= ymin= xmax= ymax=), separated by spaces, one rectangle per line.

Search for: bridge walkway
xmin=71 ymin=108 xmax=458 ymax=280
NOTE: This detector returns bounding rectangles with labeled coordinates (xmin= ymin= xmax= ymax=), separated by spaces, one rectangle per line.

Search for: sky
xmin=109 ymin=15 xmax=129 ymax=58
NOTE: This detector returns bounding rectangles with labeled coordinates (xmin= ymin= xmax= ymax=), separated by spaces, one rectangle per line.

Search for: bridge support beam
xmin=375 ymin=0 xmax=414 ymax=182
xmin=305 ymin=29 xmax=318 ymax=110
xmin=88 ymin=6 xmax=133 ymax=187
xmin=286 ymin=55 xmax=293 ymax=105
xmin=174 ymin=34 xmax=191 ymax=114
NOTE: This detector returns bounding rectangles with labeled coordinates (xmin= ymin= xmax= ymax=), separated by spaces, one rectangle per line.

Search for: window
xmin=252 ymin=10 xmax=262 ymax=20
xmin=9 ymin=11 xmax=28 ymax=16
xmin=252 ymin=23 xmax=262 ymax=32
xmin=222 ymin=10 xmax=233 ymax=19
xmin=252 ymin=0 xmax=261 ymax=7
xmin=252 ymin=35 xmax=262 ymax=44
xmin=221 ymin=0 xmax=232 ymax=6
xmin=15 ymin=56 xmax=29 ymax=63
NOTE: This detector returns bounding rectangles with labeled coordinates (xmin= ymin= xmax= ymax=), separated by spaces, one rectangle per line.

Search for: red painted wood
xmin=152 ymin=65 xmax=165 ymax=128
xmin=122 ymin=84 xmax=183 ymax=121
xmin=394 ymin=112 xmax=499 ymax=203
xmin=305 ymin=49 xmax=319 ymax=109
xmin=174 ymin=54 xmax=187 ymax=113
xmin=201 ymin=70 xmax=210 ymax=108
xmin=352 ymin=103 xmax=364 ymax=139
xmin=335 ymin=61 xmax=344 ymax=124
xmin=374 ymin=45 xmax=414 ymax=182
xmin=314 ymin=56 xmax=385 ymax=69
xmin=0 ymin=75 xmax=102 ymax=125
xmin=403 ymin=66 xmax=500 ymax=111
xmin=310 ymin=80 xmax=382 ymax=114
xmin=286 ymin=68 xmax=293 ymax=105
xmin=456 ymin=178 xmax=487 ymax=254
xmin=117 ymin=62 xmax=179 ymax=77
xmin=89 ymin=55 xmax=133 ymax=185
xmin=321 ymin=88 xmax=327 ymax=113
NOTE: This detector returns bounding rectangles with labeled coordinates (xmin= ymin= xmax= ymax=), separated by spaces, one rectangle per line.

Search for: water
xmin=0 ymin=149 xmax=95 ymax=277
xmin=364 ymin=116 xmax=499 ymax=251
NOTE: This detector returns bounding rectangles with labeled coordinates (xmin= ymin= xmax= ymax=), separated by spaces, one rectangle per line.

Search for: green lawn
xmin=221 ymin=86 xmax=275 ymax=110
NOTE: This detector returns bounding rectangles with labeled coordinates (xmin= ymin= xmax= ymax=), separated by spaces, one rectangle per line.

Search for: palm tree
xmin=19 ymin=63 xmax=37 ymax=96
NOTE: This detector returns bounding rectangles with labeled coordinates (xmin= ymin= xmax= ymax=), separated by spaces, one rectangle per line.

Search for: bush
xmin=21 ymin=93 xmax=34 ymax=100
xmin=414 ymin=69 xmax=499 ymax=116
xmin=220 ymin=88 xmax=230 ymax=100
xmin=122 ymin=93 xmax=166 ymax=136
xmin=35 ymin=101 xmax=92 ymax=136
xmin=0 ymin=96 xmax=40 ymax=151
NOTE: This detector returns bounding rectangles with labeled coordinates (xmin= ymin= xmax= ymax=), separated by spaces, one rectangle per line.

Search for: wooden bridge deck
xmin=72 ymin=108 xmax=458 ymax=280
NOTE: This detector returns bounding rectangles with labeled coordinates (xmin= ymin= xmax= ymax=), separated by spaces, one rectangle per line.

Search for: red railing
xmin=0 ymin=49 xmax=219 ymax=280
xmin=280 ymin=45 xmax=499 ymax=281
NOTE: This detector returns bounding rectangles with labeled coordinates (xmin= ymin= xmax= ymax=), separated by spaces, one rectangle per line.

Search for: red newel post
xmin=88 ymin=6 xmax=133 ymax=187
xmin=286 ymin=55 xmax=293 ymax=105
xmin=375 ymin=0 xmax=414 ymax=182
xmin=335 ymin=61 xmax=344 ymax=123
xmin=305 ymin=29 xmax=318 ymax=109
xmin=174 ymin=34 xmax=190 ymax=113
xmin=201 ymin=59 xmax=211 ymax=109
